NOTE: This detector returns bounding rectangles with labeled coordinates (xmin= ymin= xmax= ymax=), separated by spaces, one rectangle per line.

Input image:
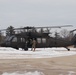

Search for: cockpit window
xmin=5 ymin=35 xmax=15 ymax=41
xmin=12 ymin=37 xmax=17 ymax=42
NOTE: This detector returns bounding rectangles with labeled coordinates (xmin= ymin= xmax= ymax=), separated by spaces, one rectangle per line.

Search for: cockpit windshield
xmin=5 ymin=35 xmax=15 ymax=42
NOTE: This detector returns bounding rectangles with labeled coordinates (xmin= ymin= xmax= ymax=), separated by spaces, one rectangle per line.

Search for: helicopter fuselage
xmin=0 ymin=32 xmax=74 ymax=51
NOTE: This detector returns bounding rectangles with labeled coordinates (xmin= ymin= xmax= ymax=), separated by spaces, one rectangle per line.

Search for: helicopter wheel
xmin=24 ymin=47 xmax=28 ymax=51
xmin=15 ymin=47 xmax=19 ymax=50
xmin=65 ymin=47 xmax=70 ymax=51
xmin=67 ymin=49 xmax=70 ymax=51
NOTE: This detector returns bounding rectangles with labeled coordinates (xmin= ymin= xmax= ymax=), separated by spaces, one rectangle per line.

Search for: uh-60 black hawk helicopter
xmin=0 ymin=25 xmax=76 ymax=51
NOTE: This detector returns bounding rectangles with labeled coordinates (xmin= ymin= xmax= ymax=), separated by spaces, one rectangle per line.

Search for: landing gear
xmin=24 ymin=41 xmax=28 ymax=51
xmin=65 ymin=47 xmax=70 ymax=51
xmin=24 ymin=47 xmax=28 ymax=51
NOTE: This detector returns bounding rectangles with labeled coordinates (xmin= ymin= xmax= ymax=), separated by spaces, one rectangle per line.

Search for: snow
xmin=0 ymin=47 xmax=76 ymax=59
xmin=1 ymin=47 xmax=76 ymax=75
xmin=2 ymin=71 xmax=76 ymax=75
xmin=2 ymin=71 xmax=44 ymax=75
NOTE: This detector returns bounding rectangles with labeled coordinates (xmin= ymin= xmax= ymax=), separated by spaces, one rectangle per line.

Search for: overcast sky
xmin=0 ymin=0 xmax=76 ymax=29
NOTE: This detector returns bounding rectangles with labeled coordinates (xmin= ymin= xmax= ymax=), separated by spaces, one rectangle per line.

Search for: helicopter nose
xmin=0 ymin=42 xmax=6 ymax=47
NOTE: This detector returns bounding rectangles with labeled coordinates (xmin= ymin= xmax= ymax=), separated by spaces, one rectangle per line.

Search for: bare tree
xmin=54 ymin=32 xmax=61 ymax=39
xmin=60 ymin=29 xmax=70 ymax=38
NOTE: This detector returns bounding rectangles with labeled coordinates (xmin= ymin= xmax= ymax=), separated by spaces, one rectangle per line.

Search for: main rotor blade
xmin=70 ymin=29 xmax=76 ymax=33
xmin=35 ymin=25 xmax=73 ymax=28
xmin=0 ymin=25 xmax=73 ymax=31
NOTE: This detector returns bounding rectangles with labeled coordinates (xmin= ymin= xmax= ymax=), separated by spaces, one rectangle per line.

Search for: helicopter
xmin=0 ymin=25 xmax=75 ymax=51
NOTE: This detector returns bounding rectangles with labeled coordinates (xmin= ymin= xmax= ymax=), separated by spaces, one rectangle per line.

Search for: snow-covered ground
xmin=1 ymin=47 xmax=76 ymax=75
xmin=0 ymin=47 xmax=76 ymax=59
xmin=2 ymin=71 xmax=76 ymax=75
xmin=2 ymin=71 xmax=44 ymax=75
